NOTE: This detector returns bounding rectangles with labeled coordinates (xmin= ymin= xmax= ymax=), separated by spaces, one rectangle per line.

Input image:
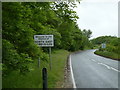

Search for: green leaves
xmin=2 ymin=39 xmax=33 ymax=75
xmin=82 ymin=29 xmax=92 ymax=38
xmin=2 ymin=2 xmax=91 ymax=76
xmin=2 ymin=39 xmax=20 ymax=75
xmin=91 ymin=36 xmax=119 ymax=56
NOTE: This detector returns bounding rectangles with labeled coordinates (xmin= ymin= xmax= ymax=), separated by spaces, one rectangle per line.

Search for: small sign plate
xmin=101 ymin=43 xmax=106 ymax=48
xmin=34 ymin=35 xmax=54 ymax=47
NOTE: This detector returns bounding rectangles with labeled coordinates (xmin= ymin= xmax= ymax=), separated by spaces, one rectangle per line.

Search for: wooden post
xmin=38 ymin=57 xmax=40 ymax=68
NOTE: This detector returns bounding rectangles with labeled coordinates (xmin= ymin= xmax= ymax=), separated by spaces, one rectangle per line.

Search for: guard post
xmin=42 ymin=68 xmax=47 ymax=90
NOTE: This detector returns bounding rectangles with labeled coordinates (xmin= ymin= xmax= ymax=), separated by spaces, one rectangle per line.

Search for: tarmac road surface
xmin=71 ymin=49 xmax=119 ymax=88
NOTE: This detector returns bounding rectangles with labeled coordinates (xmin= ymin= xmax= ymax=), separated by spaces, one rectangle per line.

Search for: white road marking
xmin=70 ymin=55 xmax=77 ymax=88
xmin=90 ymin=58 xmax=120 ymax=72
xmin=98 ymin=63 xmax=111 ymax=69
xmin=91 ymin=59 xmax=96 ymax=62
xmin=111 ymin=67 xmax=120 ymax=72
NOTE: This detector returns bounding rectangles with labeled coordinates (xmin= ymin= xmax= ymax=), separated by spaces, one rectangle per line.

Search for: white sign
xmin=34 ymin=35 xmax=54 ymax=47
xmin=101 ymin=43 xmax=106 ymax=48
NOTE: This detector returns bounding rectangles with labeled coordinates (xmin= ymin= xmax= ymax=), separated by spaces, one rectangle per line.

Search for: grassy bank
xmin=94 ymin=50 xmax=120 ymax=61
xmin=3 ymin=49 xmax=69 ymax=88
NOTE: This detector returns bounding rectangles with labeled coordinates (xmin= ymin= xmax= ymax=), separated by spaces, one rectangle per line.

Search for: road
xmin=71 ymin=49 xmax=119 ymax=88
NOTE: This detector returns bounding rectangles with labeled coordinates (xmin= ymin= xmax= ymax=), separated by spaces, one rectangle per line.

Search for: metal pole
xmin=42 ymin=68 xmax=47 ymax=90
xmin=49 ymin=47 xmax=52 ymax=70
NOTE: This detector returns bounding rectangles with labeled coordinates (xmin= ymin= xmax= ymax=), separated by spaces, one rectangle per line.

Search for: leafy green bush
xmin=2 ymin=39 xmax=34 ymax=75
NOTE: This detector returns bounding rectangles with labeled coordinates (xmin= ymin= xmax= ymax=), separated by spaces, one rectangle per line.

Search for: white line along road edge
xmin=69 ymin=55 xmax=77 ymax=88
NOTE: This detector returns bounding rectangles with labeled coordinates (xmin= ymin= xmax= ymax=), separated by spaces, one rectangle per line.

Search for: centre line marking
xmin=111 ymin=67 xmax=120 ymax=72
xmin=90 ymin=58 xmax=119 ymax=72
xmin=98 ymin=63 xmax=111 ymax=69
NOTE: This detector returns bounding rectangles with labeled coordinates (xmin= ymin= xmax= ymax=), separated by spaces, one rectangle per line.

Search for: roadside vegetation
xmin=3 ymin=50 xmax=69 ymax=88
xmin=91 ymin=36 xmax=120 ymax=60
xmin=2 ymin=2 xmax=92 ymax=88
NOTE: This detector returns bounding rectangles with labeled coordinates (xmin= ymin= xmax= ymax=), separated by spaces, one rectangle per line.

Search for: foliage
xmin=2 ymin=2 xmax=92 ymax=77
xmin=91 ymin=36 xmax=117 ymax=45
xmin=95 ymin=50 xmax=119 ymax=60
xmin=92 ymin=36 xmax=119 ymax=60
xmin=2 ymin=39 xmax=33 ymax=75
xmin=3 ymin=50 xmax=69 ymax=88
xmin=82 ymin=29 xmax=92 ymax=38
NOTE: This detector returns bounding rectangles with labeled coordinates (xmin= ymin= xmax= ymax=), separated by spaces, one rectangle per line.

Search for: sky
xmin=74 ymin=0 xmax=119 ymax=39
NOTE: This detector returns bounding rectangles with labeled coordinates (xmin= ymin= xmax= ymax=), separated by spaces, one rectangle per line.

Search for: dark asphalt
xmin=71 ymin=49 xmax=119 ymax=88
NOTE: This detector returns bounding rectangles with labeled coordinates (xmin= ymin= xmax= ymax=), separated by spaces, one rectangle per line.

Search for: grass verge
xmin=2 ymin=49 xmax=69 ymax=88
xmin=94 ymin=50 xmax=120 ymax=61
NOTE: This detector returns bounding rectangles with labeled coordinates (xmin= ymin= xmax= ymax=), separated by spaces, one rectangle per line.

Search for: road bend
xmin=71 ymin=49 xmax=119 ymax=88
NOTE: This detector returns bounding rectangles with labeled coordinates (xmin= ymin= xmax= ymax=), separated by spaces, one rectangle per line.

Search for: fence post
xmin=49 ymin=47 xmax=52 ymax=70
xmin=38 ymin=57 xmax=40 ymax=68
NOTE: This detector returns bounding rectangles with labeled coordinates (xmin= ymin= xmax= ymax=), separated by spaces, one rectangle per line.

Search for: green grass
xmin=2 ymin=49 xmax=69 ymax=88
xmin=94 ymin=50 xmax=120 ymax=60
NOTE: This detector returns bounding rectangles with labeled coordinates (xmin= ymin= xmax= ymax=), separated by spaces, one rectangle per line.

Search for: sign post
xmin=49 ymin=47 xmax=52 ymax=70
xmin=38 ymin=57 xmax=40 ymax=68
xmin=34 ymin=35 xmax=54 ymax=70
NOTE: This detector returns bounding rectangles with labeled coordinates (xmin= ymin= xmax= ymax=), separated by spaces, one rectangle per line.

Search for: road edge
xmin=64 ymin=50 xmax=83 ymax=88
xmin=69 ymin=54 xmax=76 ymax=88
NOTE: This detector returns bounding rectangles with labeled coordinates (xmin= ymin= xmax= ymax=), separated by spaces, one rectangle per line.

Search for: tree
xmin=82 ymin=29 xmax=92 ymax=38
xmin=2 ymin=2 xmax=92 ymax=76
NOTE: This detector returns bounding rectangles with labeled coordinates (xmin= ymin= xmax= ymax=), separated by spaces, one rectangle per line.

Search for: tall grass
xmin=94 ymin=50 xmax=119 ymax=60
xmin=2 ymin=49 xmax=69 ymax=88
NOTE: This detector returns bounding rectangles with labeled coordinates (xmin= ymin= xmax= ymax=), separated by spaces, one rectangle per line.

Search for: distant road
xmin=71 ymin=50 xmax=119 ymax=88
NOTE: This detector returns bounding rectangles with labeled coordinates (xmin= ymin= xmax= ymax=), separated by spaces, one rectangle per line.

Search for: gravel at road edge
xmin=62 ymin=54 xmax=73 ymax=88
